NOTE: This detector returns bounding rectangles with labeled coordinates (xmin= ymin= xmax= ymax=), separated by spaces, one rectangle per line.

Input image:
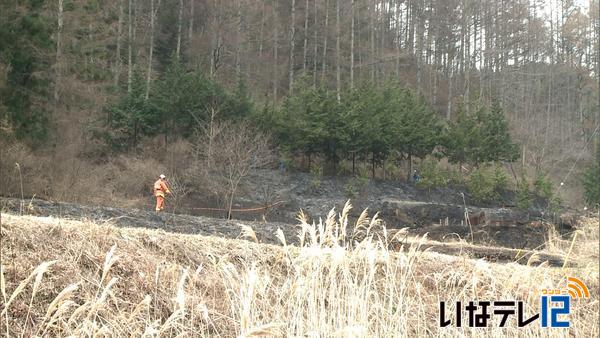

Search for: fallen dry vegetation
xmin=1 ymin=205 xmax=598 ymax=337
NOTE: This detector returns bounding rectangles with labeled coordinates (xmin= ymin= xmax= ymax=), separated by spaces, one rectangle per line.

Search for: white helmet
xmin=159 ymin=174 xmax=166 ymax=179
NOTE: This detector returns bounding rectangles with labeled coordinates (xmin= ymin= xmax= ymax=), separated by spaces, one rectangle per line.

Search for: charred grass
xmin=0 ymin=206 xmax=598 ymax=337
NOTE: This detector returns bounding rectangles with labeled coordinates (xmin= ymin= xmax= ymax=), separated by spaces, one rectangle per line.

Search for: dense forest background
xmin=1 ymin=0 xmax=598 ymax=208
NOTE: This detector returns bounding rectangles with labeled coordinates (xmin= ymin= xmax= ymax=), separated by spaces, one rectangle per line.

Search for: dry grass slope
xmin=1 ymin=204 xmax=598 ymax=337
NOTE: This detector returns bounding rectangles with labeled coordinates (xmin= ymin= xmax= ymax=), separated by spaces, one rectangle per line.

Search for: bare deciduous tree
xmin=289 ymin=0 xmax=296 ymax=93
xmin=176 ymin=0 xmax=183 ymax=59
xmin=193 ymin=120 xmax=274 ymax=219
xmin=146 ymin=0 xmax=161 ymax=100
xmin=54 ymin=0 xmax=63 ymax=102
xmin=114 ymin=0 xmax=124 ymax=88
xmin=127 ymin=0 xmax=134 ymax=93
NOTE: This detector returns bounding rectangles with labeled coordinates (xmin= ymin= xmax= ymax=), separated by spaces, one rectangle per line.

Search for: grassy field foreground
xmin=1 ymin=205 xmax=598 ymax=337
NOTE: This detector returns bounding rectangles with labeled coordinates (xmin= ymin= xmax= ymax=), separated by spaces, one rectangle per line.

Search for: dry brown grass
xmin=0 ymin=140 xmax=170 ymax=208
xmin=1 ymin=205 xmax=598 ymax=337
xmin=544 ymin=216 xmax=600 ymax=268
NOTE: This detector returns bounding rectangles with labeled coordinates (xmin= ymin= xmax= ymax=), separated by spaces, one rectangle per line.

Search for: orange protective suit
xmin=154 ymin=179 xmax=171 ymax=212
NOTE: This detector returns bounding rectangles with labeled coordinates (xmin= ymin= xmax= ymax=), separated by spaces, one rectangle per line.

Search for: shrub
xmin=344 ymin=174 xmax=370 ymax=199
xmin=467 ymin=164 xmax=508 ymax=203
xmin=516 ymin=176 xmax=533 ymax=209
xmin=309 ymin=166 xmax=323 ymax=192
xmin=533 ymin=173 xmax=554 ymax=200
xmin=383 ymin=155 xmax=401 ymax=180
xmin=416 ymin=158 xmax=448 ymax=189
xmin=416 ymin=157 xmax=462 ymax=190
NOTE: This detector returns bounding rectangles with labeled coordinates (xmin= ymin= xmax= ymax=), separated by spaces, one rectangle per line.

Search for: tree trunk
xmin=127 ymin=0 xmax=133 ymax=93
xmin=370 ymin=0 xmax=376 ymax=82
xmin=206 ymin=107 xmax=218 ymax=168
xmin=447 ymin=69 xmax=453 ymax=120
xmin=356 ymin=2 xmax=362 ymax=81
xmin=394 ymin=0 xmax=400 ymax=78
xmin=176 ymin=0 xmax=183 ymax=59
xmin=289 ymin=0 xmax=296 ymax=94
xmin=54 ymin=0 xmax=63 ymax=102
xmin=321 ymin=0 xmax=329 ymax=83
xmin=210 ymin=0 xmax=222 ymax=77
xmin=236 ymin=0 xmax=243 ymax=80
xmin=188 ymin=0 xmax=194 ymax=41
xmin=146 ymin=0 xmax=160 ymax=100
xmin=227 ymin=183 xmax=238 ymax=220
xmin=273 ymin=2 xmax=279 ymax=102
xmin=350 ymin=0 xmax=355 ymax=89
xmin=303 ymin=0 xmax=309 ymax=75
xmin=407 ymin=153 xmax=412 ymax=182
xmin=407 ymin=0 xmax=414 ymax=54
xmin=372 ymin=152 xmax=375 ymax=179
xmin=114 ymin=0 xmax=124 ymax=88
xmin=258 ymin=0 xmax=265 ymax=60
xmin=313 ymin=0 xmax=318 ymax=87
xmin=335 ymin=0 xmax=340 ymax=101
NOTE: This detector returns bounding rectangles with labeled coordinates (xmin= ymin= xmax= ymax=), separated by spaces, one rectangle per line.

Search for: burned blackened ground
xmin=0 ymin=198 xmax=291 ymax=245
xmin=0 ymin=170 xmax=575 ymax=265
xmin=183 ymin=169 xmax=556 ymax=249
xmin=0 ymin=197 xmax=571 ymax=267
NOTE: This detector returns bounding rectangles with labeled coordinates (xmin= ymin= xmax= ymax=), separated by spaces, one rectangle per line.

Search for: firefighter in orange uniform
xmin=154 ymin=174 xmax=171 ymax=212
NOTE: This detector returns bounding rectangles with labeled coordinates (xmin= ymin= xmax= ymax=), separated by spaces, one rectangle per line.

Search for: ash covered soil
xmin=1 ymin=169 xmax=575 ymax=254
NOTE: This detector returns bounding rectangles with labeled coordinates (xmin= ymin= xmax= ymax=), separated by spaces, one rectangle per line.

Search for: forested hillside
xmin=1 ymin=0 xmax=598 ymax=207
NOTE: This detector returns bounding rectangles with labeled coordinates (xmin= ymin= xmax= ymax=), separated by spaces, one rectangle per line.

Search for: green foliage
xmin=467 ymin=165 xmax=508 ymax=203
xmin=515 ymin=176 xmax=533 ymax=209
xmin=383 ymin=154 xmax=401 ymax=179
xmin=0 ymin=1 xmax=54 ymax=144
xmin=416 ymin=158 xmax=449 ymax=189
xmin=534 ymin=177 xmax=563 ymax=212
xmin=107 ymin=68 xmax=159 ymax=150
xmin=582 ymin=144 xmax=600 ymax=206
xmin=388 ymin=88 xmax=442 ymax=165
xmin=105 ymin=57 xmax=251 ymax=150
xmin=533 ymin=173 xmax=554 ymax=200
xmin=152 ymin=57 xmax=243 ymax=138
xmin=280 ymin=82 xmax=341 ymax=163
xmin=479 ymin=101 xmax=520 ymax=163
xmin=548 ymin=195 xmax=563 ymax=214
xmin=443 ymin=108 xmax=478 ymax=166
xmin=443 ymin=101 xmax=519 ymax=166
xmin=274 ymin=81 xmax=443 ymax=176
xmin=416 ymin=157 xmax=463 ymax=190
xmin=309 ymin=165 xmax=323 ymax=192
xmin=344 ymin=172 xmax=370 ymax=199
xmin=344 ymin=82 xmax=391 ymax=170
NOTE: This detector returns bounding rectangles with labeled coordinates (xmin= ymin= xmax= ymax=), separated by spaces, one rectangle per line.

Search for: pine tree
xmin=109 ymin=68 xmax=159 ymax=149
xmin=152 ymin=56 xmax=236 ymax=139
xmin=443 ymin=101 xmax=519 ymax=167
xmin=478 ymin=100 xmax=520 ymax=164
xmin=442 ymin=106 xmax=479 ymax=167
xmin=0 ymin=1 xmax=53 ymax=144
xmin=390 ymin=88 xmax=442 ymax=178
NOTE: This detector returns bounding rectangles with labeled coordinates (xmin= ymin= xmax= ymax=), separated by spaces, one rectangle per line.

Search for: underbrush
xmin=1 ymin=204 xmax=598 ymax=336
xmin=543 ymin=216 xmax=600 ymax=268
xmin=0 ymin=139 xmax=175 ymax=208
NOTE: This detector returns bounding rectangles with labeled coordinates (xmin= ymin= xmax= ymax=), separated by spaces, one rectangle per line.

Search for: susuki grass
xmin=0 ymin=204 xmax=598 ymax=337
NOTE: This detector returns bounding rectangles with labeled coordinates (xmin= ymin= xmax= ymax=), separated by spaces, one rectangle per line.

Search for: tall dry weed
xmin=1 ymin=210 xmax=598 ymax=337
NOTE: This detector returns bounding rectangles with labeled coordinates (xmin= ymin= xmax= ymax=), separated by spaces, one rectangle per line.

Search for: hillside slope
xmin=1 ymin=211 xmax=598 ymax=336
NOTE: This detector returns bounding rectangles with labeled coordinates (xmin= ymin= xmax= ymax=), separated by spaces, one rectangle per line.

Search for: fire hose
xmin=189 ymin=200 xmax=284 ymax=213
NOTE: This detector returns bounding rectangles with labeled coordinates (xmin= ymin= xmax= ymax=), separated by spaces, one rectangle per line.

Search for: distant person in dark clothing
xmin=279 ymin=159 xmax=287 ymax=174
xmin=412 ymin=169 xmax=421 ymax=183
